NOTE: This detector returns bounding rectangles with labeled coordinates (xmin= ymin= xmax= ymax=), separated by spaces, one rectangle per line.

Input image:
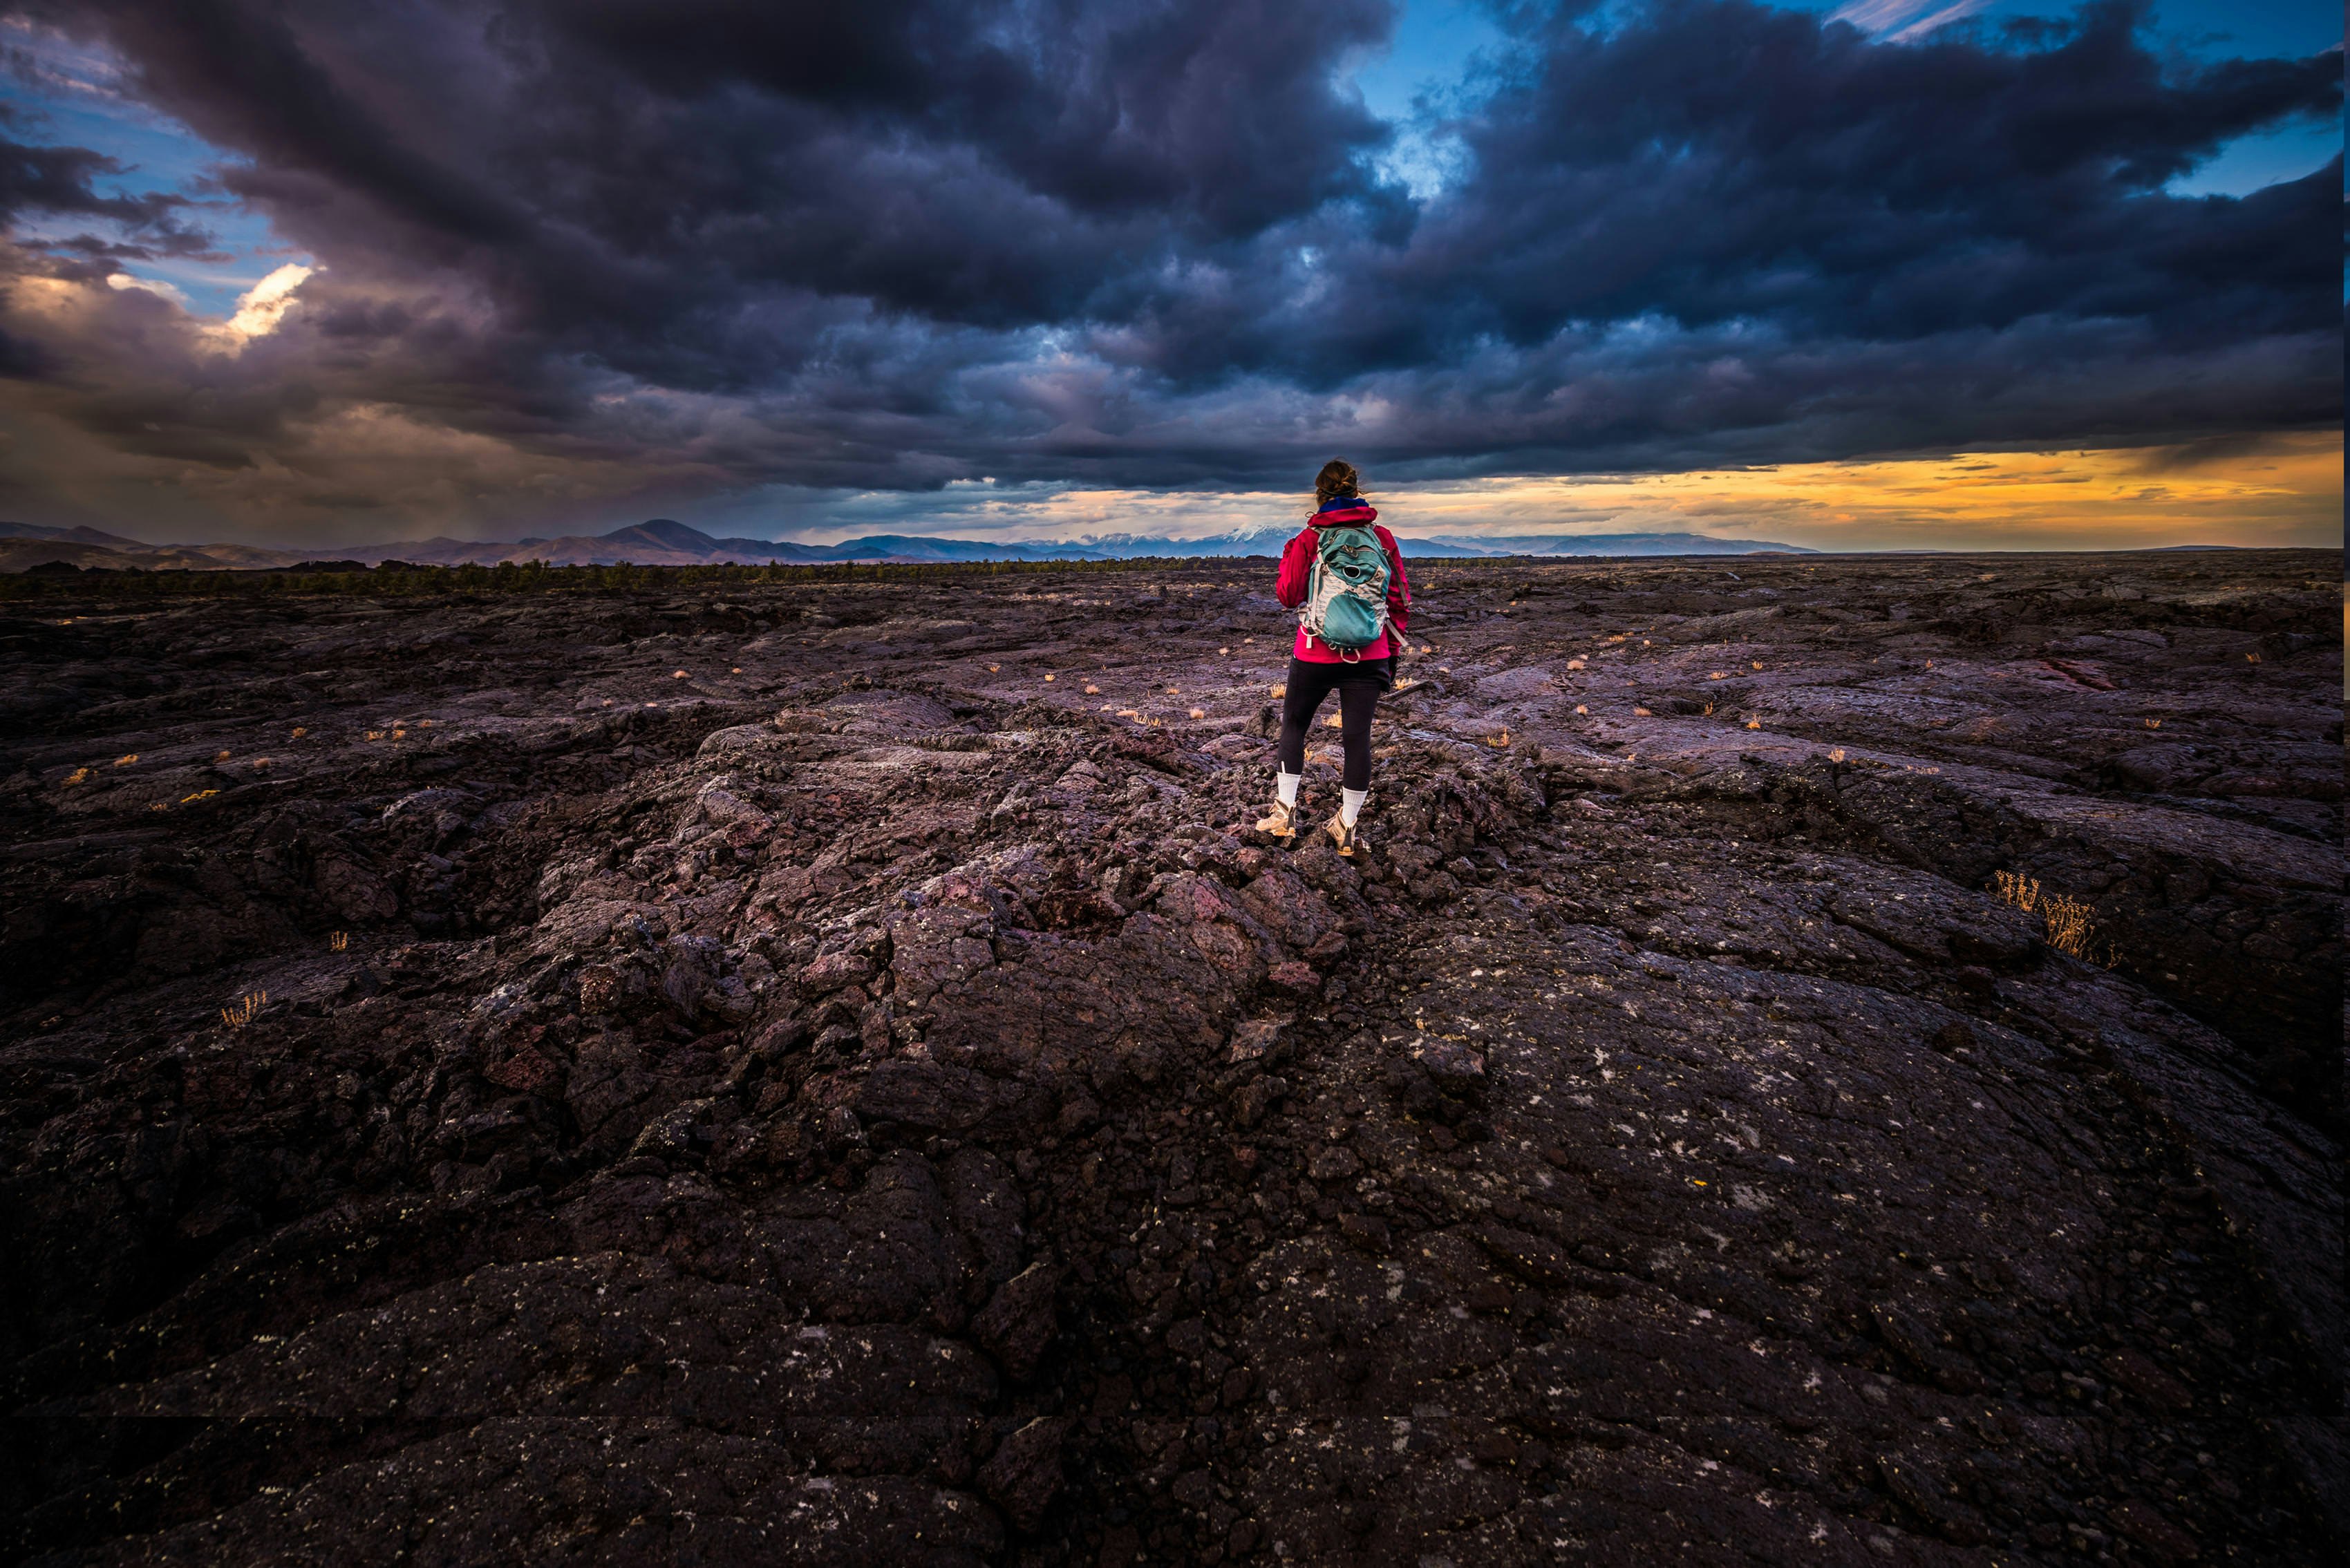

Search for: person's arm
xmin=1275 ymin=529 xmax=1313 ymax=609
xmin=1380 ymin=527 xmax=1410 ymax=634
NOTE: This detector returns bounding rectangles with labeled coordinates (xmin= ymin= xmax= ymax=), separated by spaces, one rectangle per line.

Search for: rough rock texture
xmin=1 ymin=551 xmax=2339 ymax=1565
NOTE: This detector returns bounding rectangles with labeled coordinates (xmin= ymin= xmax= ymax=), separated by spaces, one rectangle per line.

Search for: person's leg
xmin=1263 ymin=658 xmax=1339 ymax=833
xmin=1336 ymin=670 xmax=1380 ymax=826
xmin=1275 ymin=657 xmax=1335 ymax=778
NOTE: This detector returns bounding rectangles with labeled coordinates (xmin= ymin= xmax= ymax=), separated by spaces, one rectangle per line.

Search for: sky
xmin=0 ymin=0 xmax=2338 ymax=551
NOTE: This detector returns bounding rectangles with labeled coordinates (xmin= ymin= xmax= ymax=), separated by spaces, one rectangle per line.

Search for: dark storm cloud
xmin=0 ymin=128 xmax=212 ymax=258
xmin=0 ymin=0 xmax=2337 ymax=531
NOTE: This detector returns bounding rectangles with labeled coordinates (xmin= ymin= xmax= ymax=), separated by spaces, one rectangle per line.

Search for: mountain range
xmin=0 ymin=516 xmax=1814 ymax=573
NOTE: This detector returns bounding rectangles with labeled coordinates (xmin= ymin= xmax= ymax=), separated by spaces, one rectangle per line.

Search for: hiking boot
xmin=1324 ymin=812 xmax=1359 ymax=856
xmin=1254 ymin=799 xmax=1298 ymax=840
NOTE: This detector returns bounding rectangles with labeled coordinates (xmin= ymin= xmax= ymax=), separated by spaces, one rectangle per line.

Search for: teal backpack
xmin=1300 ymin=523 xmax=1392 ymax=657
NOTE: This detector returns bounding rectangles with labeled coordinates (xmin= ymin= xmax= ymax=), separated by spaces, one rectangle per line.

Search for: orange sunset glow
xmin=1370 ymin=433 xmax=2345 ymax=552
xmin=802 ymin=432 xmax=2342 ymax=554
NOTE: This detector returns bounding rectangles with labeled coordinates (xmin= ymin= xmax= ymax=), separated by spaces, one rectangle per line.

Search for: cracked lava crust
xmin=0 ymin=551 xmax=2340 ymax=1565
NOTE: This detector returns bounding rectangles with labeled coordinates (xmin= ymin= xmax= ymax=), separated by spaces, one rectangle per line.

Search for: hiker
xmin=1256 ymin=459 xmax=1410 ymax=855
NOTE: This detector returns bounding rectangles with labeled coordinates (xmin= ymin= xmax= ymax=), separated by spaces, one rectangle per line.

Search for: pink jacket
xmin=1275 ymin=502 xmax=1411 ymax=662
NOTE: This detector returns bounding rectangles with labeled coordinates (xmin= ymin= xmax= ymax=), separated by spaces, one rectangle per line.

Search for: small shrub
xmin=1993 ymin=871 xmax=2105 ymax=963
xmin=2040 ymin=895 xmax=2098 ymax=961
xmin=220 ymin=990 xmax=267 ymax=1030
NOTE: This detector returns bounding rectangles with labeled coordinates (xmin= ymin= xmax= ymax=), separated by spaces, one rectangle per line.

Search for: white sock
xmin=1341 ymin=786 xmax=1368 ymax=827
xmin=1276 ymin=770 xmax=1300 ymax=808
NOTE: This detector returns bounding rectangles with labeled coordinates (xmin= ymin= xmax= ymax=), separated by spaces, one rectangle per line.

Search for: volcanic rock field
xmin=0 ymin=549 xmax=2339 ymax=1566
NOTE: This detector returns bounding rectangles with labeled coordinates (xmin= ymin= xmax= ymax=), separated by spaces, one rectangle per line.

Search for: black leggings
xmin=1277 ymin=654 xmax=1389 ymax=791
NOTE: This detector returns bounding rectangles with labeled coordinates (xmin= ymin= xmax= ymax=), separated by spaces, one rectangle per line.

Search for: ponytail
xmin=1312 ymin=458 xmax=1362 ymax=515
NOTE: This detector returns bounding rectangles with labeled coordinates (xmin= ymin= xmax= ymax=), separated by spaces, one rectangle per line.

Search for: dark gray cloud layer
xmin=0 ymin=0 xmax=2338 ymax=532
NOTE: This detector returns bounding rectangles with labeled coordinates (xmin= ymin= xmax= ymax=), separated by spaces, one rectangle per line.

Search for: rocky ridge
xmin=0 ymin=550 xmax=2339 ymax=1565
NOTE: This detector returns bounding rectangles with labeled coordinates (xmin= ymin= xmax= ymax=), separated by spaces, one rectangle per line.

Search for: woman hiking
xmin=1255 ymin=459 xmax=1410 ymax=856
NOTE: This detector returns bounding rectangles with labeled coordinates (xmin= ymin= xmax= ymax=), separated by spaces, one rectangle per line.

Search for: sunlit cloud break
xmin=104 ymin=271 xmax=189 ymax=305
xmin=204 ymin=263 xmax=315 ymax=348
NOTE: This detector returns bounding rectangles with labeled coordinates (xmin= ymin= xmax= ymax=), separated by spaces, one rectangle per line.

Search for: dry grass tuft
xmin=1084 ymin=683 xmax=1100 ymax=695
xmin=1993 ymin=871 xmax=2104 ymax=962
xmin=220 ymin=990 xmax=267 ymax=1030
xmin=1487 ymin=728 xmax=1511 ymax=748
xmin=115 ymin=753 xmax=138 ymax=766
xmin=329 ymin=932 xmax=350 ymax=952
xmin=2041 ymin=897 xmax=2099 ymax=959
xmin=63 ymin=767 xmax=91 ymax=786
